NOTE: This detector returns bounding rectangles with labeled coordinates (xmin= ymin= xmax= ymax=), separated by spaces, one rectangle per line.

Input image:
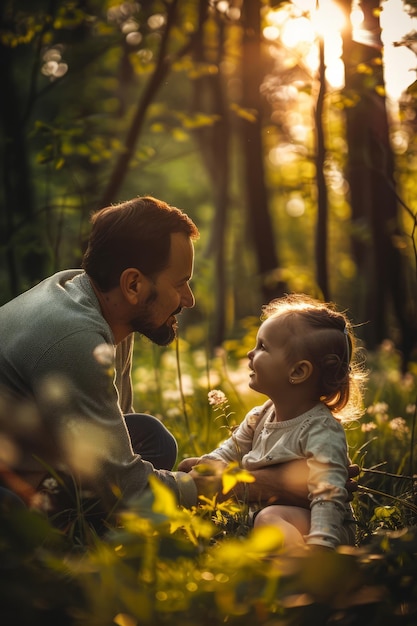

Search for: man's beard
xmin=130 ymin=287 xmax=181 ymax=346
xmin=139 ymin=318 xmax=177 ymax=346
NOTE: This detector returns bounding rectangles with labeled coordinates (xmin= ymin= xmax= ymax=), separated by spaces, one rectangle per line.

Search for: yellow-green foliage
xmin=1 ymin=334 xmax=417 ymax=625
xmin=2 ymin=475 xmax=417 ymax=626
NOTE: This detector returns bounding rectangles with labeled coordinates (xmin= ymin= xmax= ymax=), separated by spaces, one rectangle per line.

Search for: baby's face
xmin=247 ymin=316 xmax=294 ymax=397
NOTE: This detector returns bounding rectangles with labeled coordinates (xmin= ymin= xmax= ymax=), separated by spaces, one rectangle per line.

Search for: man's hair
xmin=82 ymin=196 xmax=199 ymax=291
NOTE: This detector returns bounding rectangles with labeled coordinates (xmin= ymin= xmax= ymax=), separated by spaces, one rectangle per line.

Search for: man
xmin=0 ymin=195 xmax=358 ymax=524
xmin=0 ymin=196 xmax=200 ymax=515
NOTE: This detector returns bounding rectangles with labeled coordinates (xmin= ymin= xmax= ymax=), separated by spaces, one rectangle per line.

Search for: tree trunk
xmin=240 ymin=0 xmax=286 ymax=304
xmin=315 ymin=36 xmax=329 ymax=300
xmin=98 ymin=1 xmax=180 ymax=208
xmin=0 ymin=41 xmax=42 ymax=298
xmin=340 ymin=0 xmax=416 ymax=363
xmin=191 ymin=1 xmax=230 ymax=347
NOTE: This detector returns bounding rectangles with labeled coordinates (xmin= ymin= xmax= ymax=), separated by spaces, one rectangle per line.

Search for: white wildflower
xmin=30 ymin=492 xmax=52 ymax=512
xmin=93 ymin=343 xmax=114 ymax=367
xmin=208 ymin=389 xmax=228 ymax=407
xmin=389 ymin=417 xmax=409 ymax=436
xmin=401 ymin=372 xmax=414 ymax=390
xmin=361 ymin=422 xmax=377 ymax=432
xmin=367 ymin=402 xmax=389 ymax=415
xmin=214 ymin=347 xmax=226 ymax=359
xmin=61 ymin=417 xmax=109 ymax=478
xmin=179 ymin=374 xmax=194 ymax=396
xmin=162 ymin=389 xmax=181 ymax=402
xmin=380 ymin=339 xmax=395 ymax=353
xmin=42 ymin=477 xmax=60 ymax=494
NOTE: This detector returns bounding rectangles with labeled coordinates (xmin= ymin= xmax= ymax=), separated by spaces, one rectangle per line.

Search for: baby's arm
xmin=303 ymin=419 xmax=351 ymax=548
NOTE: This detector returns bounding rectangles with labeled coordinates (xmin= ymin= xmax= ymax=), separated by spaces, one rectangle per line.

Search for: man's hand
xmin=238 ymin=461 xmax=360 ymax=507
xmin=189 ymin=468 xmax=223 ymax=500
xmin=177 ymin=457 xmax=200 ymax=473
xmin=178 ymin=457 xmax=309 ymax=505
xmin=178 ymin=457 xmax=228 ymax=500
xmin=237 ymin=460 xmax=310 ymax=507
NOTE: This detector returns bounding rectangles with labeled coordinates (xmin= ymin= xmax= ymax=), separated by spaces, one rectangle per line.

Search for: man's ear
xmin=119 ymin=268 xmax=146 ymax=305
xmin=289 ymin=360 xmax=314 ymax=384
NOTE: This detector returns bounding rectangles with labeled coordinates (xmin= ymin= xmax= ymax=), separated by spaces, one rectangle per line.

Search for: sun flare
xmin=264 ymin=0 xmax=417 ymax=98
xmin=264 ymin=0 xmax=353 ymax=88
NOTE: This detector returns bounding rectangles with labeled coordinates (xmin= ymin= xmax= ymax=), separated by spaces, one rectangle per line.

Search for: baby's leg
xmin=254 ymin=505 xmax=310 ymax=547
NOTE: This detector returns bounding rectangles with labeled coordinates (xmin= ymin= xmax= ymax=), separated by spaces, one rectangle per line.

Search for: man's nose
xmin=182 ymin=284 xmax=195 ymax=309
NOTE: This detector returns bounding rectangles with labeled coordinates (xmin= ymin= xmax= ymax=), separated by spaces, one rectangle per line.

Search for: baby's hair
xmin=262 ymin=293 xmax=367 ymax=422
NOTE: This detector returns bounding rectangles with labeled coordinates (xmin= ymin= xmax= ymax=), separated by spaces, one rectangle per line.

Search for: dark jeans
xmin=124 ymin=413 xmax=178 ymax=470
xmin=0 ymin=413 xmax=178 ymax=517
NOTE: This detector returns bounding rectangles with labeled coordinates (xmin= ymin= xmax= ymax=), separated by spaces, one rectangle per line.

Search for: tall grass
xmin=1 ymin=335 xmax=417 ymax=625
xmin=132 ymin=332 xmax=417 ymax=536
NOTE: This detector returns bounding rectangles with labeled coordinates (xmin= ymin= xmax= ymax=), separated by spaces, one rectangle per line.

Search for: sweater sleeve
xmin=32 ymin=331 xmax=197 ymax=508
xmin=202 ymin=405 xmax=267 ymax=464
xmin=299 ymin=415 xmax=349 ymax=548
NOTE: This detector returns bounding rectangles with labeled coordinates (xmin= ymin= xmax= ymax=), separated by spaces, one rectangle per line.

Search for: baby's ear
xmin=289 ymin=360 xmax=314 ymax=384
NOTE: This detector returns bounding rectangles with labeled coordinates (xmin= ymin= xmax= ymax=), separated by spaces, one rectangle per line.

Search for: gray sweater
xmin=0 ymin=270 xmax=196 ymax=508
